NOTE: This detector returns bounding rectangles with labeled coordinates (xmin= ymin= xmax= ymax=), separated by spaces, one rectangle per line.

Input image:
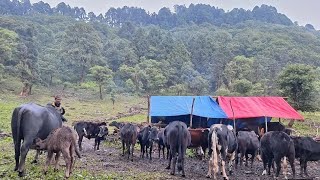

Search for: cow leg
xmin=262 ymin=153 xmax=268 ymax=176
xmin=149 ymin=141 xmax=153 ymax=161
xmin=274 ymin=155 xmax=282 ymax=178
xmin=122 ymin=140 xmax=125 ymax=156
xmin=126 ymin=142 xmax=130 ymax=160
xmin=251 ymin=151 xmax=256 ymax=168
xmin=140 ymin=143 xmax=143 ymax=158
xmin=303 ymin=161 xmax=308 ymax=177
xmin=245 ymin=153 xmax=249 ymax=167
xmin=131 ymin=143 xmax=135 ymax=162
xmin=228 ymin=152 xmax=235 ymax=175
xmin=267 ymin=158 xmax=273 ymax=175
xmin=181 ymin=151 xmax=186 ymax=177
xmin=206 ymin=156 xmax=213 ymax=178
xmin=300 ymin=158 xmax=304 ymax=177
xmin=78 ymin=135 xmax=83 ymax=151
xmin=97 ymin=139 xmax=101 ymax=151
xmin=44 ymin=151 xmax=54 ymax=175
xmin=17 ymin=139 xmax=33 ymax=177
xmin=282 ymin=157 xmax=288 ymax=179
xmin=13 ymin=138 xmax=21 ymax=171
xmin=158 ymin=144 xmax=161 ymax=159
xmin=170 ymin=149 xmax=177 ymax=175
xmin=221 ymin=159 xmax=228 ymax=180
xmin=62 ymin=148 xmax=72 ymax=178
xmin=166 ymin=147 xmax=170 ymax=160
xmin=31 ymin=150 xmax=41 ymax=164
xmin=54 ymin=152 xmax=61 ymax=172
xmin=166 ymin=150 xmax=172 ymax=169
xmin=288 ymin=154 xmax=295 ymax=178
xmin=94 ymin=138 xmax=98 ymax=151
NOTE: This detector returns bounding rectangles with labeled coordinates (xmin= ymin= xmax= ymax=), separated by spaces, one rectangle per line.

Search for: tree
xmin=278 ymin=64 xmax=317 ymax=111
xmin=60 ymin=22 xmax=103 ymax=83
xmin=89 ymin=65 xmax=113 ymax=100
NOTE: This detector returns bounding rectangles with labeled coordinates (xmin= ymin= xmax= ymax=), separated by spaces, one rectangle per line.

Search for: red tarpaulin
xmin=217 ymin=96 xmax=304 ymax=120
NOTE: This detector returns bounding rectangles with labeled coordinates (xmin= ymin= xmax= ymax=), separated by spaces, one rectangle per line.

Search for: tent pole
xmin=265 ymin=116 xmax=268 ymax=133
xmin=190 ymin=97 xmax=195 ymax=128
xmin=230 ymin=100 xmax=236 ymax=132
xmin=147 ymin=95 xmax=150 ymax=123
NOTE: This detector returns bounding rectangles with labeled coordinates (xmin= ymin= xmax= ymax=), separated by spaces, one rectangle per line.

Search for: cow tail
xmin=177 ymin=124 xmax=183 ymax=171
xmin=16 ymin=108 xmax=24 ymax=147
xmin=211 ymin=129 xmax=219 ymax=175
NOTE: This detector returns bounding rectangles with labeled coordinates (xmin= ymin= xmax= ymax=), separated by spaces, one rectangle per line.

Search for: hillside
xmin=0 ymin=1 xmax=320 ymax=109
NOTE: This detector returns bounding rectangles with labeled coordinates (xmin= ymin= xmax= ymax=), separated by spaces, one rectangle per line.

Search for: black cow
xmin=74 ymin=121 xmax=108 ymax=151
xmin=258 ymin=122 xmax=286 ymax=137
xmin=138 ymin=125 xmax=159 ymax=160
xmin=292 ymin=136 xmax=320 ymax=177
xmin=235 ymin=131 xmax=260 ymax=168
xmin=11 ymin=103 xmax=63 ymax=177
xmin=260 ymin=131 xmax=295 ymax=178
xmin=206 ymin=124 xmax=237 ymax=180
xmin=157 ymin=128 xmax=169 ymax=159
xmin=109 ymin=121 xmax=125 ymax=129
xmin=164 ymin=121 xmax=191 ymax=177
xmin=120 ymin=123 xmax=138 ymax=161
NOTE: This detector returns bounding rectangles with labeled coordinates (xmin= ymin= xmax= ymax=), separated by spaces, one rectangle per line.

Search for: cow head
xmin=149 ymin=127 xmax=159 ymax=141
xmin=98 ymin=125 xmax=108 ymax=138
xmin=34 ymin=138 xmax=47 ymax=150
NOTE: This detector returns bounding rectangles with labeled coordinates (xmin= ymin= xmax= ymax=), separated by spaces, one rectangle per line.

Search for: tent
xmin=217 ymin=96 xmax=304 ymax=120
xmin=150 ymin=96 xmax=227 ymax=127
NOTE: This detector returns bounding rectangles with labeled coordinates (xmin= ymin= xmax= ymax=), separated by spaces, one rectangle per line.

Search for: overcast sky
xmin=30 ymin=0 xmax=320 ymax=29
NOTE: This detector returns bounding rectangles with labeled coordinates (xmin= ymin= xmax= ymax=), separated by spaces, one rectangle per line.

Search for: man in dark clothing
xmin=49 ymin=95 xmax=67 ymax=122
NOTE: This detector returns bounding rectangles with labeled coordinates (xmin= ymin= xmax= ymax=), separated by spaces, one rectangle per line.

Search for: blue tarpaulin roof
xmin=150 ymin=96 xmax=227 ymax=118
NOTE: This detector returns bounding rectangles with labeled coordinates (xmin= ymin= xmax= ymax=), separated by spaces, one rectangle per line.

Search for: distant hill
xmin=0 ymin=1 xmax=319 ymax=104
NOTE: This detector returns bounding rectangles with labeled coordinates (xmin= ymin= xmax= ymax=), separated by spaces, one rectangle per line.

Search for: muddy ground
xmin=72 ymin=136 xmax=320 ymax=180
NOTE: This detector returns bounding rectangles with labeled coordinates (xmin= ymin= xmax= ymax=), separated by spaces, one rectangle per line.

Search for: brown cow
xmin=35 ymin=126 xmax=81 ymax=178
xmin=188 ymin=128 xmax=209 ymax=159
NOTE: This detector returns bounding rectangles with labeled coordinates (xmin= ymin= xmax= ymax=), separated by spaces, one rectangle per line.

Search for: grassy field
xmin=1 ymin=81 xmax=320 ymax=179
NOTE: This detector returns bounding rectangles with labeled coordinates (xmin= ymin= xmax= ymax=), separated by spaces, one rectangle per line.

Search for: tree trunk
xmin=99 ymin=85 xmax=103 ymax=100
xmin=50 ymin=75 xmax=53 ymax=86
xmin=28 ymin=84 xmax=32 ymax=95
xmin=20 ymin=83 xmax=30 ymax=96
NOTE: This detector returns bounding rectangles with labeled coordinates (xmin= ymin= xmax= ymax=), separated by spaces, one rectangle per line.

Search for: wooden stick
xmin=147 ymin=95 xmax=150 ymax=123
xmin=190 ymin=97 xmax=195 ymax=128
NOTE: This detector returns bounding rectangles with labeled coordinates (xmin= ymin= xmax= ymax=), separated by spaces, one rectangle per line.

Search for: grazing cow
xmin=235 ymin=131 xmax=260 ymax=168
xmin=157 ymin=128 xmax=169 ymax=159
xmin=188 ymin=128 xmax=209 ymax=159
xmin=206 ymin=124 xmax=237 ymax=180
xmin=292 ymin=136 xmax=320 ymax=177
xmin=164 ymin=121 xmax=191 ymax=177
xmin=109 ymin=121 xmax=125 ymax=130
xmin=260 ymin=131 xmax=295 ymax=179
xmin=35 ymin=126 xmax=81 ymax=178
xmin=120 ymin=123 xmax=138 ymax=161
xmin=138 ymin=125 xmax=159 ymax=160
xmin=11 ymin=103 xmax=63 ymax=177
xmin=74 ymin=121 xmax=108 ymax=151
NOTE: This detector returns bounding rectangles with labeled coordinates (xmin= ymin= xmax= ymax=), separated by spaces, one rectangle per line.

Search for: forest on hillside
xmin=0 ymin=1 xmax=320 ymax=110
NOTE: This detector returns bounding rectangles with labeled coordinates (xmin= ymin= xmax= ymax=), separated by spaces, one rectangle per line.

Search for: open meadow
xmin=1 ymin=83 xmax=320 ymax=179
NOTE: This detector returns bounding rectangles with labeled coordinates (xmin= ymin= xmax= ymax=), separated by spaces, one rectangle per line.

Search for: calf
xmin=138 ymin=125 xmax=159 ymax=160
xmin=164 ymin=121 xmax=191 ymax=177
xmin=109 ymin=121 xmax=125 ymax=130
xmin=260 ymin=131 xmax=295 ymax=179
xmin=235 ymin=131 xmax=259 ymax=168
xmin=206 ymin=124 xmax=237 ymax=180
xmin=74 ymin=121 xmax=108 ymax=151
xmin=120 ymin=123 xmax=138 ymax=161
xmin=157 ymin=128 xmax=169 ymax=159
xmin=188 ymin=128 xmax=209 ymax=159
xmin=292 ymin=136 xmax=320 ymax=177
xmin=35 ymin=126 xmax=81 ymax=178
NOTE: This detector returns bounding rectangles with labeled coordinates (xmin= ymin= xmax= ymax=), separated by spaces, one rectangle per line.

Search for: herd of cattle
xmin=10 ymin=103 xmax=320 ymax=179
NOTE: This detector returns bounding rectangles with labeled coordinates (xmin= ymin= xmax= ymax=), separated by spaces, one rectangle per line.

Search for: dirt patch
xmin=75 ymin=137 xmax=320 ymax=180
